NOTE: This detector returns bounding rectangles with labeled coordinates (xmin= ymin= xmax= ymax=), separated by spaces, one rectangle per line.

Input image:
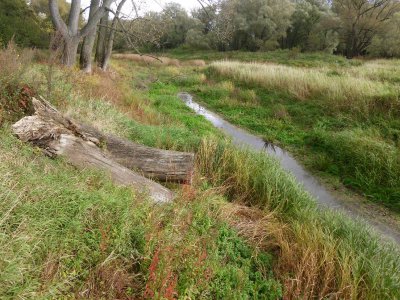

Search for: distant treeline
xmin=2 ymin=0 xmax=400 ymax=58
xmin=114 ymin=0 xmax=400 ymax=58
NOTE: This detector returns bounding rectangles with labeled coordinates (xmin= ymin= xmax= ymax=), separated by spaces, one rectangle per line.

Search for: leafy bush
xmin=0 ymin=41 xmax=35 ymax=123
xmin=0 ymin=0 xmax=48 ymax=48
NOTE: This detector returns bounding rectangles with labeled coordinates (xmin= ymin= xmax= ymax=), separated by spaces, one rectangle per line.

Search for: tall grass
xmin=0 ymin=128 xmax=150 ymax=298
xmin=196 ymin=138 xmax=400 ymax=299
xmin=166 ymin=48 xmax=361 ymax=68
xmin=348 ymin=59 xmax=400 ymax=83
xmin=3 ymin=50 xmax=400 ymax=299
xmin=0 ymin=56 xmax=281 ymax=298
xmin=210 ymin=61 xmax=400 ymax=116
xmin=307 ymin=128 xmax=400 ymax=211
xmin=0 ymin=128 xmax=282 ymax=298
xmin=0 ymin=40 xmax=34 ymax=88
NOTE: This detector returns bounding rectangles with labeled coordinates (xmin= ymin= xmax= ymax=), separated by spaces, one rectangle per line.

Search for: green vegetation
xmin=112 ymin=57 xmax=400 ymax=298
xmin=1 ymin=44 xmax=400 ymax=299
xmin=164 ymin=48 xmax=361 ymax=67
xmin=113 ymin=0 xmax=400 ymax=59
xmin=0 ymin=0 xmax=48 ymax=48
xmin=160 ymin=52 xmax=400 ymax=212
xmin=210 ymin=60 xmax=398 ymax=116
xmin=0 ymin=49 xmax=281 ymax=299
xmin=0 ymin=128 xmax=282 ymax=298
xmin=2 ymin=0 xmax=400 ymax=298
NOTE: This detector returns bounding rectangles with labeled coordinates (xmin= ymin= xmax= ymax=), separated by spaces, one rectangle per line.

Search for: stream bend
xmin=178 ymin=92 xmax=400 ymax=245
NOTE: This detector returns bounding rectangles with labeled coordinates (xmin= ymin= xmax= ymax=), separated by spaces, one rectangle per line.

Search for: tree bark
xmin=49 ymin=0 xmax=116 ymax=68
xmin=76 ymin=123 xmax=195 ymax=183
xmin=80 ymin=0 xmax=101 ymax=73
xmin=102 ymin=0 xmax=128 ymax=71
xmin=12 ymin=97 xmax=177 ymax=203
xmin=95 ymin=12 xmax=109 ymax=67
xmin=11 ymin=97 xmax=194 ymax=182
xmin=62 ymin=36 xmax=81 ymax=67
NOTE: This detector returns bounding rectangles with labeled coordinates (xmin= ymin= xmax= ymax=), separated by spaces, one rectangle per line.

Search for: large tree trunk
xmin=11 ymin=97 xmax=194 ymax=182
xmin=49 ymin=0 xmax=116 ymax=68
xmin=80 ymin=0 xmax=101 ymax=73
xmin=62 ymin=36 xmax=80 ymax=67
xmin=95 ymin=12 xmax=109 ymax=67
xmin=12 ymin=97 xmax=180 ymax=203
xmin=76 ymin=124 xmax=194 ymax=183
xmin=101 ymin=0 xmax=128 ymax=71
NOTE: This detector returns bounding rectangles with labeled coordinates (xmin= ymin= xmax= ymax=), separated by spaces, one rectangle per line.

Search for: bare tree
xmin=95 ymin=10 xmax=109 ymax=67
xmin=80 ymin=0 xmax=100 ymax=73
xmin=96 ymin=0 xmax=163 ymax=70
xmin=101 ymin=0 xmax=128 ymax=70
xmin=49 ymin=0 xmax=116 ymax=66
xmin=334 ymin=0 xmax=400 ymax=57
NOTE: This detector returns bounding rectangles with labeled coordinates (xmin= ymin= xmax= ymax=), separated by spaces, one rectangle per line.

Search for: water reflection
xmin=178 ymin=92 xmax=400 ymax=244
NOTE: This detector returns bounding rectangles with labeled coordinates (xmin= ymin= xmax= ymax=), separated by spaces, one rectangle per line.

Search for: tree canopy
xmin=0 ymin=0 xmax=48 ymax=48
xmin=134 ymin=0 xmax=400 ymax=57
xmin=1 ymin=0 xmax=400 ymax=58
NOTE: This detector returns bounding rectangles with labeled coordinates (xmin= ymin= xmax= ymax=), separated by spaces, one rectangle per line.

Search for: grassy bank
xmin=0 ymin=45 xmax=281 ymax=299
xmin=207 ymin=60 xmax=400 ymax=211
xmin=1 ymin=44 xmax=400 ymax=299
xmin=157 ymin=51 xmax=400 ymax=212
xmin=0 ymin=128 xmax=282 ymax=299
xmin=111 ymin=56 xmax=400 ymax=298
xmin=163 ymin=48 xmax=362 ymax=68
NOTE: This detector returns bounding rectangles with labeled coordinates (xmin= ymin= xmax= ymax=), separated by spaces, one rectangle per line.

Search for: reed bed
xmin=210 ymin=60 xmax=400 ymax=116
xmin=197 ymin=138 xmax=400 ymax=299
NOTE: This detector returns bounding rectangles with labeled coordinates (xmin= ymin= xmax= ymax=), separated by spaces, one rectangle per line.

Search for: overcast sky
xmin=79 ymin=0 xmax=202 ymax=17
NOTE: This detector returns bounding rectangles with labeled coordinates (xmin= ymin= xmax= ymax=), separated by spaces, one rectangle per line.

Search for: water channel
xmin=178 ymin=92 xmax=400 ymax=245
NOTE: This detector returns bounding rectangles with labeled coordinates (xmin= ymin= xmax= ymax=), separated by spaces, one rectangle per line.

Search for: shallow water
xmin=178 ymin=92 xmax=400 ymax=244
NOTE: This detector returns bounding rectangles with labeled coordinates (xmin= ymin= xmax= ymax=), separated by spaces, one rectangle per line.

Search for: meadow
xmin=1 ymin=44 xmax=400 ymax=299
xmin=160 ymin=50 xmax=400 ymax=212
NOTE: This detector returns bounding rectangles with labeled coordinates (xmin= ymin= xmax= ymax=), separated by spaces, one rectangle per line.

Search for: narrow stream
xmin=178 ymin=92 xmax=400 ymax=244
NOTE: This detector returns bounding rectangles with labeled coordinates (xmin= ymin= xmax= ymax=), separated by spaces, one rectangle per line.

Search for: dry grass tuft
xmin=219 ymin=203 xmax=355 ymax=299
xmin=113 ymin=53 xmax=180 ymax=66
xmin=0 ymin=40 xmax=34 ymax=87
xmin=211 ymin=60 xmax=400 ymax=116
xmin=183 ymin=59 xmax=207 ymax=67
xmin=68 ymin=66 xmax=164 ymax=129
xmin=113 ymin=54 xmax=206 ymax=67
xmin=82 ymin=260 xmax=142 ymax=299
xmin=219 ymin=203 xmax=283 ymax=251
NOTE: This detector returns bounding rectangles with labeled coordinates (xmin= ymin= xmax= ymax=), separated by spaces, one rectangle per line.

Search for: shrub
xmin=0 ymin=41 xmax=35 ymax=123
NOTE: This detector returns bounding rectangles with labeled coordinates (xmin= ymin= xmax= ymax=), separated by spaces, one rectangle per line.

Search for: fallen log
xmin=11 ymin=97 xmax=180 ymax=203
xmin=76 ymin=123 xmax=194 ymax=183
xmin=13 ymin=97 xmax=194 ymax=183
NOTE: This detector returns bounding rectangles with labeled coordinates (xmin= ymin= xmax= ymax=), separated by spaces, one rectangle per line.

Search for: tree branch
xmin=48 ymin=0 xmax=69 ymax=36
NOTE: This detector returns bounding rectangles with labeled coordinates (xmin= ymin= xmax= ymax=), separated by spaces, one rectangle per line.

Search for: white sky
xmin=79 ymin=0 xmax=202 ymax=17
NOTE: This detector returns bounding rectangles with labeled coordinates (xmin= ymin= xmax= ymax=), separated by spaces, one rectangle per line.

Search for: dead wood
xmin=11 ymin=97 xmax=187 ymax=203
